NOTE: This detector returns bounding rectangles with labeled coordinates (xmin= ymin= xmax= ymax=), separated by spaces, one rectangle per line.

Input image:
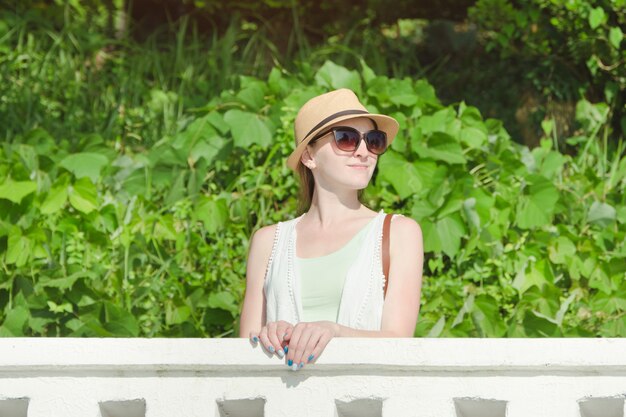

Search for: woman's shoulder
xmin=387 ymin=214 xmax=423 ymax=245
xmin=251 ymin=223 xmax=279 ymax=249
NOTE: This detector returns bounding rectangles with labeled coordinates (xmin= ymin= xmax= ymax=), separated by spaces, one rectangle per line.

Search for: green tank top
xmin=295 ymin=217 xmax=378 ymax=323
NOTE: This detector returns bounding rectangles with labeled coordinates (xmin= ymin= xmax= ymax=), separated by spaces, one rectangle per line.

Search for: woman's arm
xmin=238 ymin=224 xmax=277 ymax=338
xmin=284 ymin=216 xmax=424 ymax=367
xmin=377 ymin=215 xmax=424 ymax=337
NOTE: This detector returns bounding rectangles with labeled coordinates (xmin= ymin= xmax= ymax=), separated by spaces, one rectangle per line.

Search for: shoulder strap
xmin=382 ymin=213 xmax=393 ymax=298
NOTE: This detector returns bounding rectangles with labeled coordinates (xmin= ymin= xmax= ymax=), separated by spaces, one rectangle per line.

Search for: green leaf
xmin=515 ymin=175 xmax=559 ymax=229
xmin=426 ymin=316 xmax=445 ymax=337
xmin=589 ymin=264 xmax=614 ymax=294
xmin=35 ymin=271 xmax=96 ymax=292
xmin=40 ymin=183 xmax=68 ymax=214
xmin=438 ymin=214 xmax=466 ymax=258
xmin=472 ymin=294 xmax=507 ymax=337
xmin=548 ymin=236 xmax=576 ymax=264
xmin=208 ymin=291 xmax=238 ymax=316
xmin=206 ymin=111 xmax=230 ymax=135
xmin=314 ymin=60 xmax=361 ymax=95
xmin=60 ymin=153 xmax=108 ymax=182
xmin=195 ymin=197 xmax=229 ymax=233
xmin=103 ymin=302 xmax=139 ymax=336
xmin=0 ymin=178 xmax=37 ymax=204
xmin=377 ymin=150 xmax=423 ymax=199
xmin=600 ymin=315 xmax=626 ymax=337
xmin=0 ymin=305 xmax=29 ymax=336
xmin=452 ymin=294 xmax=474 ymax=328
xmin=6 ymin=227 xmax=32 ymax=267
xmin=387 ymin=78 xmax=418 ymax=107
xmin=47 ymin=301 xmax=73 ymax=314
xmin=417 ymin=109 xmax=455 ymax=135
xmin=360 ymin=58 xmax=376 ymax=85
xmin=174 ymin=114 xmax=219 ymax=154
xmin=609 ymin=27 xmax=623 ymax=49
xmin=462 ymin=197 xmax=481 ymax=230
xmin=591 ymin=290 xmax=626 ymax=314
xmin=538 ymin=151 xmax=567 ymax=180
xmin=421 ymin=214 xmax=466 ymax=257
xmin=523 ymin=311 xmax=560 ymax=337
xmin=541 ymin=119 xmax=554 ymax=136
xmin=236 ymin=81 xmax=266 ymax=111
xmin=532 ymin=292 xmax=576 ymax=328
xmin=68 ymin=177 xmax=98 ymax=214
xmin=224 ymin=110 xmax=273 ymax=148
xmin=617 ymin=206 xmax=626 ymax=224
xmin=589 ymin=7 xmax=605 ymax=29
xmin=576 ymin=99 xmax=609 ymax=133
xmin=413 ymin=132 xmax=466 ymax=164
xmin=459 ymin=127 xmax=487 ymax=148
xmin=587 ymin=201 xmax=616 ymax=226
xmin=166 ymin=303 xmax=191 ymax=325
xmin=190 ymin=136 xmax=227 ymax=165
xmin=513 ymin=259 xmax=552 ymax=295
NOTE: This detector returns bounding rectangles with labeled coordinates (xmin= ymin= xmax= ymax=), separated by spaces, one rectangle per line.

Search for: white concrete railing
xmin=1 ymin=338 xmax=625 ymax=417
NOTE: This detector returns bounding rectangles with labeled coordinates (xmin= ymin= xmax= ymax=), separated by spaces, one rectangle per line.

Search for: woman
xmin=239 ymin=88 xmax=423 ymax=371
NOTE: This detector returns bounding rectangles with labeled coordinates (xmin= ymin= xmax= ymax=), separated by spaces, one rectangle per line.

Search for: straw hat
xmin=286 ymin=88 xmax=399 ymax=171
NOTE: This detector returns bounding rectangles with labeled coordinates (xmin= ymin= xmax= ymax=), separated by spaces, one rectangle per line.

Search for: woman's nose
xmin=353 ymin=136 xmax=369 ymax=157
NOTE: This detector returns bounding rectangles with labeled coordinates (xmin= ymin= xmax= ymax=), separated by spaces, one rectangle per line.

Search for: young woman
xmin=239 ymin=88 xmax=423 ymax=371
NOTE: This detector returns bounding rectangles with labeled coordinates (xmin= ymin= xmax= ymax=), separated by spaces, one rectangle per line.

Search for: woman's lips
xmin=348 ymin=165 xmax=368 ymax=170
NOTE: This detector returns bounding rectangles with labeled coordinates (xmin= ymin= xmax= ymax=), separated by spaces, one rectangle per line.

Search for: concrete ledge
xmin=1 ymin=338 xmax=626 ymax=370
xmin=1 ymin=338 xmax=625 ymax=417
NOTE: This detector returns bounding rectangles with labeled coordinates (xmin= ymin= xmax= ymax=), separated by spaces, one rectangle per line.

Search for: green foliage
xmin=468 ymin=0 xmax=625 ymax=140
xmin=1 ymin=55 xmax=625 ymax=337
xmin=1 ymin=2 xmax=624 ymax=338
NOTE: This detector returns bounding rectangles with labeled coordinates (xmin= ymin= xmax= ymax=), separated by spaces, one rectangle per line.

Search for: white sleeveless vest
xmin=263 ymin=210 xmax=397 ymax=330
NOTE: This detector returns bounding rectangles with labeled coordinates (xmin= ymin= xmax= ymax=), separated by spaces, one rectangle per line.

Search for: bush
xmin=1 ymin=58 xmax=625 ymax=337
xmin=468 ymin=0 xmax=625 ymax=145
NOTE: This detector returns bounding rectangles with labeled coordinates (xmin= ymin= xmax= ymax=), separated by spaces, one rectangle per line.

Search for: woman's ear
xmin=301 ymin=148 xmax=316 ymax=170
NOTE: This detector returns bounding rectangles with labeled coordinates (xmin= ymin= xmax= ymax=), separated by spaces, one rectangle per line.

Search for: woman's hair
xmin=296 ymin=162 xmax=365 ymax=215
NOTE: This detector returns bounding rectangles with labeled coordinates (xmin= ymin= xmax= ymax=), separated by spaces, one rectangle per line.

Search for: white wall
xmin=1 ymin=338 xmax=625 ymax=417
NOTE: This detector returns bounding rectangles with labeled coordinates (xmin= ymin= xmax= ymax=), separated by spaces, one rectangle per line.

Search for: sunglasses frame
xmin=308 ymin=126 xmax=388 ymax=155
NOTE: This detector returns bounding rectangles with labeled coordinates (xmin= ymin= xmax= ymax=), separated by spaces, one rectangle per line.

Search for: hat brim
xmin=286 ymin=113 xmax=399 ymax=171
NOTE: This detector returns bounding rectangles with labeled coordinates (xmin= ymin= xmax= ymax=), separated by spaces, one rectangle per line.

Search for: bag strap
xmin=382 ymin=213 xmax=393 ymax=298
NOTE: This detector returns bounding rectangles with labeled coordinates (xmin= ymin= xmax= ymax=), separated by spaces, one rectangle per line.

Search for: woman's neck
xmin=305 ymin=191 xmax=374 ymax=229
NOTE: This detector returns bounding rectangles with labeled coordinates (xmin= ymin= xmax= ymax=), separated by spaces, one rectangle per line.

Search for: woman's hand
xmin=284 ymin=321 xmax=339 ymax=370
xmin=249 ymin=320 xmax=294 ymax=358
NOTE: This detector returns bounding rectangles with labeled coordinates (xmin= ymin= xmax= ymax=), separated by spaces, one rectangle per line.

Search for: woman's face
xmin=302 ymin=117 xmax=380 ymax=192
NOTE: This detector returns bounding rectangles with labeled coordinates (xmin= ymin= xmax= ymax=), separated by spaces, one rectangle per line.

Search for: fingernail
xmin=252 ymin=336 xmax=259 ymax=343
xmin=268 ymin=345 xmax=275 ymax=352
xmin=277 ymin=349 xmax=284 ymax=358
xmin=283 ymin=346 xmax=288 ymax=354
xmin=287 ymin=359 xmax=293 ymax=367
xmin=299 ymin=362 xmax=304 ymax=369
xmin=307 ymin=354 xmax=314 ymax=362
xmin=291 ymin=363 xmax=298 ymax=371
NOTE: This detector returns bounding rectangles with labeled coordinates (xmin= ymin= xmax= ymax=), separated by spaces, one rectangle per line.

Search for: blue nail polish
xmin=308 ymin=354 xmax=314 ymax=362
xmin=268 ymin=345 xmax=275 ymax=352
xmin=284 ymin=346 xmax=288 ymax=354
xmin=299 ymin=362 xmax=304 ymax=369
xmin=252 ymin=336 xmax=258 ymax=343
xmin=288 ymin=359 xmax=293 ymax=366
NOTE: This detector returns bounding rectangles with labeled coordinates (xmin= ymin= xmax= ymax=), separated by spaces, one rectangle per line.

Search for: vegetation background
xmin=0 ymin=0 xmax=624 ymax=338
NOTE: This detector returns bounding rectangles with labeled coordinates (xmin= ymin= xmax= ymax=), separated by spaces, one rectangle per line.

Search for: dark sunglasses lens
xmin=334 ymin=129 xmax=361 ymax=151
xmin=366 ymin=131 xmax=387 ymax=154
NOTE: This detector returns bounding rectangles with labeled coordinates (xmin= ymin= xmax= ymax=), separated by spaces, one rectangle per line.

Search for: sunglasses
xmin=309 ymin=126 xmax=388 ymax=155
